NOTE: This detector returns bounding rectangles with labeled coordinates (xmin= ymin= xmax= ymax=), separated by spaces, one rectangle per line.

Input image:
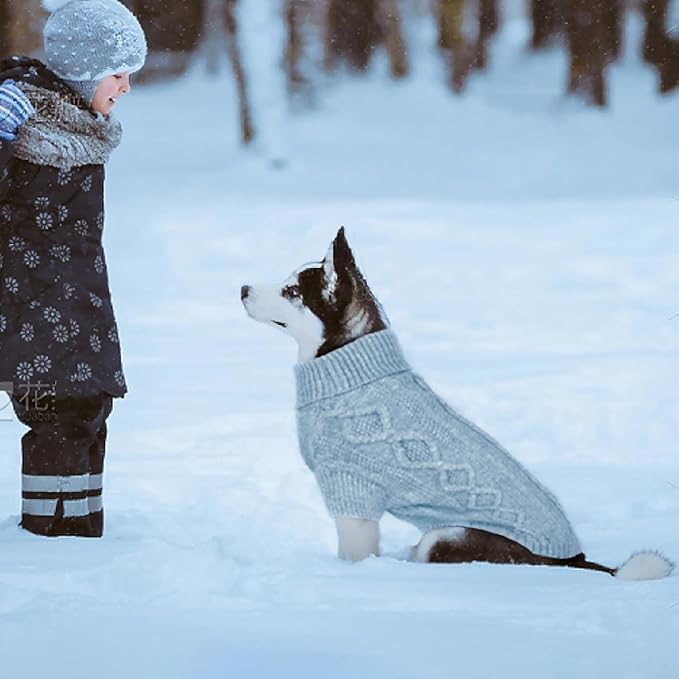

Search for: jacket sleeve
xmin=0 ymin=137 xmax=13 ymax=204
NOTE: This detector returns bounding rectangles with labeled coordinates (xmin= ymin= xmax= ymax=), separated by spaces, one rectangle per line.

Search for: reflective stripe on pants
xmin=22 ymin=495 xmax=103 ymax=518
xmin=22 ymin=473 xmax=103 ymax=494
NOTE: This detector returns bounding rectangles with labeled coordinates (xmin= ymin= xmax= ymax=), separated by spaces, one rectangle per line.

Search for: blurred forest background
xmin=1 ymin=0 xmax=678 ymax=144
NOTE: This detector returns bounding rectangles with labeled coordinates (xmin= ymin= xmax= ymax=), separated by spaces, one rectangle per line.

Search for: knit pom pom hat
xmin=43 ymin=0 xmax=147 ymax=104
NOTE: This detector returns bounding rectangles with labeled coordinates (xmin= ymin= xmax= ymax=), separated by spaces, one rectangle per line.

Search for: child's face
xmin=91 ymin=73 xmax=131 ymax=116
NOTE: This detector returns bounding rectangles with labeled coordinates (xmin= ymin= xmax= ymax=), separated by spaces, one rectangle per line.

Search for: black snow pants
xmin=11 ymin=390 xmax=113 ymax=537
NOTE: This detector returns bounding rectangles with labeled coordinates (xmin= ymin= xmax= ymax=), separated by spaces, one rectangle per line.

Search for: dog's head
xmin=241 ymin=227 xmax=387 ymax=362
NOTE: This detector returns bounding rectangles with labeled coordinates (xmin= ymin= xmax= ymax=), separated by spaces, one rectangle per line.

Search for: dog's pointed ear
xmin=332 ymin=227 xmax=356 ymax=278
xmin=322 ymin=227 xmax=355 ymax=304
xmin=322 ymin=238 xmax=339 ymax=300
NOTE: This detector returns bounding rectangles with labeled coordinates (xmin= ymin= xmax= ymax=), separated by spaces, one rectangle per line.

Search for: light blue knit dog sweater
xmin=295 ymin=330 xmax=582 ymax=559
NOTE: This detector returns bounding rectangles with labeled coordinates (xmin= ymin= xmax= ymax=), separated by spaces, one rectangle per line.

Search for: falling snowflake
xmin=23 ymin=250 xmax=40 ymax=269
xmin=52 ymin=325 xmax=69 ymax=343
xmin=19 ymin=323 xmax=35 ymax=342
xmin=33 ymin=354 xmax=52 ymax=373
xmin=36 ymin=212 xmax=54 ymax=231
xmin=43 ymin=307 xmax=61 ymax=324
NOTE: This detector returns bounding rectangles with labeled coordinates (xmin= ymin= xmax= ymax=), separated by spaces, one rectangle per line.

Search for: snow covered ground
xmin=1 ymin=5 xmax=678 ymax=678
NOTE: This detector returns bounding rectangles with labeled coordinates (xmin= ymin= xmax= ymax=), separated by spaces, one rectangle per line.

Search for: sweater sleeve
xmin=315 ymin=467 xmax=387 ymax=521
xmin=0 ymin=137 xmax=13 ymax=205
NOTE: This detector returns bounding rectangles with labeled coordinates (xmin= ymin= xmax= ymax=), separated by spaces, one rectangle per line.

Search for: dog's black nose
xmin=240 ymin=285 xmax=251 ymax=301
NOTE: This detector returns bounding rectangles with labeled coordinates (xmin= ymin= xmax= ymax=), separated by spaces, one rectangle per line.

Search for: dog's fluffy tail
xmin=613 ymin=551 xmax=674 ymax=581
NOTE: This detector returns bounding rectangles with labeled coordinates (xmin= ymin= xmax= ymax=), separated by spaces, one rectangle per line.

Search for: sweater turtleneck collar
xmin=295 ymin=330 xmax=411 ymax=408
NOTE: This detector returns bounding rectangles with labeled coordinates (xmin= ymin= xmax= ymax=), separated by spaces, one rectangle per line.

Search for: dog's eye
xmin=282 ymin=285 xmax=301 ymax=300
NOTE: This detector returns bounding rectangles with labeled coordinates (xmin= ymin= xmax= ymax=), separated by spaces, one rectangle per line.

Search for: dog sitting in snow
xmin=241 ymin=228 xmax=673 ymax=581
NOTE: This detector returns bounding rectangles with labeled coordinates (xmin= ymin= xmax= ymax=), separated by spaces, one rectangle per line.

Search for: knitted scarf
xmin=12 ymin=82 xmax=122 ymax=170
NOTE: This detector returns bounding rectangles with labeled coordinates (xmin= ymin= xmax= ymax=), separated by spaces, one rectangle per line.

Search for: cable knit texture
xmin=295 ymin=330 xmax=582 ymax=559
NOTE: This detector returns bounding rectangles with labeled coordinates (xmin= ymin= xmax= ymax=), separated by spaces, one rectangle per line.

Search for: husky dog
xmin=241 ymin=228 xmax=674 ymax=581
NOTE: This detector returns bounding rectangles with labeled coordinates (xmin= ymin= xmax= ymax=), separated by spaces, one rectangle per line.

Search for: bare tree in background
xmin=324 ymin=0 xmax=408 ymax=78
xmin=198 ymin=0 xmax=254 ymax=143
xmin=642 ymin=0 xmax=679 ymax=92
xmin=284 ymin=0 xmax=321 ymax=102
xmin=529 ymin=0 xmax=563 ymax=50
xmin=376 ymin=0 xmax=409 ymax=77
xmin=436 ymin=0 xmax=499 ymax=93
xmin=224 ymin=0 xmax=254 ymax=144
xmin=474 ymin=0 xmax=499 ymax=69
xmin=324 ymin=0 xmax=381 ymax=72
xmin=2 ymin=0 xmax=45 ymax=57
xmin=564 ymin=0 xmax=622 ymax=107
xmin=285 ymin=0 xmax=307 ymax=95
xmin=122 ymin=0 xmax=203 ymax=80
xmin=436 ymin=0 xmax=467 ymax=91
xmin=0 ymin=1 xmax=8 ymax=57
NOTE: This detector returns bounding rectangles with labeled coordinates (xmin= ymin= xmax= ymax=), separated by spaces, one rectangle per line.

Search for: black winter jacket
xmin=0 ymin=57 xmax=127 ymax=399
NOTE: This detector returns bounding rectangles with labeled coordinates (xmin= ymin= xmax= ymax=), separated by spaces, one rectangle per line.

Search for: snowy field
xmin=1 ymin=4 xmax=679 ymax=678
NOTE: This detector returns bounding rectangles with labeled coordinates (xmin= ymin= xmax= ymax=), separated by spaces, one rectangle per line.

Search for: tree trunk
xmin=436 ymin=0 xmax=472 ymax=93
xmin=565 ymin=0 xmax=622 ymax=107
xmin=473 ymin=0 xmax=499 ymax=70
xmin=324 ymin=0 xmax=382 ymax=73
xmin=376 ymin=0 xmax=408 ymax=78
xmin=529 ymin=0 xmax=563 ymax=50
xmin=224 ymin=0 xmax=254 ymax=144
xmin=284 ymin=0 xmax=309 ymax=96
xmin=0 ymin=1 xmax=8 ymax=58
xmin=642 ymin=0 xmax=679 ymax=92
xmin=642 ymin=0 xmax=668 ymax=65
xmin=4 ymin=0 xmax=46 ymax=56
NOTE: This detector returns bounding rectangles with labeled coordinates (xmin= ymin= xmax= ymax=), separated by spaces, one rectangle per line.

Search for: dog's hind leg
xmin=411 ymin=527 xmax=617 ymax=575
xmin=410 ymin=527 xmax=468 ymax=563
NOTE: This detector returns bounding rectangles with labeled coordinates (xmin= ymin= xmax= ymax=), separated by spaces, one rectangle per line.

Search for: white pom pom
xmin=615 ymin=551 xmax=674 ymax=581
xmin=42 ymin=0 xmax=77 ymax=13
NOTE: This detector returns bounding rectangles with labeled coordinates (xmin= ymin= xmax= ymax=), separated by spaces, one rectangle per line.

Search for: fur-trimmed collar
xmin=12 ymin=82 xmax=122 ymax=170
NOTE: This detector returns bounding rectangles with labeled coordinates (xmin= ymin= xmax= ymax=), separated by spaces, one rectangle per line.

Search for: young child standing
xmin=0 ymin=0 xmax=146 ymax=537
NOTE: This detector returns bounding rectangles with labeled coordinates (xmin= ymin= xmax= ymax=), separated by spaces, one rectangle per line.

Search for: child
xmin=0 ymin=0 xmax=147 ymax=537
